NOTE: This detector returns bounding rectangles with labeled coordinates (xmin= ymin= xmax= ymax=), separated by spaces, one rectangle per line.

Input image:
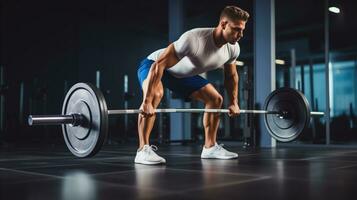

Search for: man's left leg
xmin=190 ymin=83 xmax=223 ymax=148
xmin=190 ymin=84 xmax=238 ymax=159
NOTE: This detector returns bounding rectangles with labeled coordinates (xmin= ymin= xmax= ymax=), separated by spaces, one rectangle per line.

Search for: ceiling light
xmin=275 ymin=59 xmax=285 ymax=65
xmin=329 ymin=6 xmax=340 ymax=14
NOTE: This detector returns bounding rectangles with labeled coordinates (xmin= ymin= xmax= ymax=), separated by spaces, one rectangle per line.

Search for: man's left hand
xmin=228 ymin=103 xmax=240 ymax=117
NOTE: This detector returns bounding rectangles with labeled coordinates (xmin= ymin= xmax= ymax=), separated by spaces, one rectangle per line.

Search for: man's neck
xmin=213 ymin=28 xmax=227 ymax=48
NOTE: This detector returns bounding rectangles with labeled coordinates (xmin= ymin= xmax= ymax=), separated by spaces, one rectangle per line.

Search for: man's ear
xmin=220 ymin=20 xmax=228 ymax=30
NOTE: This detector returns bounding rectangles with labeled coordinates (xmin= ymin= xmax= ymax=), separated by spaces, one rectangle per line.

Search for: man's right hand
xmin=140 ymin=102 xmax=155 ymax=117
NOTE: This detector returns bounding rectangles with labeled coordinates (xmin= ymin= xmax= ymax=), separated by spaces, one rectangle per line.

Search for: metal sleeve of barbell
xmin=310 ymin=111 xmax=325 ymax=116
xmin=28 ymin=115 xmax=74 ymax=126
xmin=108 ymin=109 xmax=277 ymax=115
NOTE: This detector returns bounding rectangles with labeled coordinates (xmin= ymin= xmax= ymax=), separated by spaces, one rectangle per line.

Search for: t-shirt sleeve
xmin=173 ymin=31 xmax=199 ymax=59
xmin=226 ymin=44 xmax=241 ymax=65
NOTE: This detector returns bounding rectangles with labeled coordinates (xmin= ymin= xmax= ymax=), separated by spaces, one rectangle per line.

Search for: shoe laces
xmin=216 ymin=143 xmax=224 ymax=150
xmin=149 ymin=145 xmax=158 ymax=151
xmin=142 ymin=145 xmax=158 ymax=154
xmin=142 ymin=145 xmax=158 ymax=152
xmin=146 ymin=145 xmax=160 ymax=158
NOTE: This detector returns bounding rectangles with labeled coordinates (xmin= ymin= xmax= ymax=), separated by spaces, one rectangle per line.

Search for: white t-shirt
xmin=147 ymin=28 xmax=240 ymax=78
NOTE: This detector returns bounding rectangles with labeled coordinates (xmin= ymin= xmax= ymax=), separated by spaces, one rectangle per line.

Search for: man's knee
xmin=154 ymin=89 xmax=164 ymax=100
xmin=207 ymin=94 xmax=223 ymax=108
xmin=152 ymin=87 xmax=164 ymax=108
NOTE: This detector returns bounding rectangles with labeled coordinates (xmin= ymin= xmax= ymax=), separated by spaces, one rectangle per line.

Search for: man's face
xmin=222 ymin=19 xmax=246 ymax=44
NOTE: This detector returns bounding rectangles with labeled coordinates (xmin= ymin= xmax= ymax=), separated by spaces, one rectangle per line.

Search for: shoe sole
xmin=134 ymin=160 xmax=166 ymax=165
xmin=201 ymin=155 xmax=238 ymax=159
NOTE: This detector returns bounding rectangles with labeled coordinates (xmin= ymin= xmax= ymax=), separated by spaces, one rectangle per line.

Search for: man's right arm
xmin=143 ymin=43 xmax=179 ymax=105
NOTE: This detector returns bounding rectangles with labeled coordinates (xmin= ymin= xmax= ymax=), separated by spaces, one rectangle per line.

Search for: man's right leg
xmin=137 ymin=79 xmax=163 ymax=149
xmin=135 ymin=79 xmax=166 ymax=165
xmin=135 ymin=59 xmax=166 ymax=164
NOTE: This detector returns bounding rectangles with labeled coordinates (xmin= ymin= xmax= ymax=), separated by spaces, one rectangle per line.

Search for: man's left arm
xmin=224 ymin=63 xmax=240 ymax=116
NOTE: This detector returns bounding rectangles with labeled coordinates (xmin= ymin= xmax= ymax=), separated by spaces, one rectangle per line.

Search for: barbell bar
xmin=29 ymin=110 xmax=283 ymax=126
xmin=109 ymin=108 xmax=324 ymax=116
xmin=28 ymin=82 xmax=324 ymax=157
xmin=108 ymin=109 xmax=282 ymax=115
xmin=29 ymin=108 xmax=324 ymax=126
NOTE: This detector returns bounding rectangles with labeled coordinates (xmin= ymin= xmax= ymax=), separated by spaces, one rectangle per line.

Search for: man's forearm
xmin=143 ymin=61 xmax=165 ymax=103
xmin=224 ymin=73 xmax=239 ymax=104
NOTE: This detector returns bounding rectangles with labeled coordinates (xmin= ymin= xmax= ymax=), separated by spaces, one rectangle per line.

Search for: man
xmin=135 ymin=6 xmax=249 ymax=165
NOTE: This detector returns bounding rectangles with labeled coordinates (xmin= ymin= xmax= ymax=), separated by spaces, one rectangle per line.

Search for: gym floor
xmin=1 ymin=143 xmax=356 ymax=200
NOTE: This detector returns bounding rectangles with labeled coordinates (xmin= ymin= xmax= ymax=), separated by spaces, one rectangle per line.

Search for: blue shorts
xmin=137 ymin=58 xmax=210 ymax=100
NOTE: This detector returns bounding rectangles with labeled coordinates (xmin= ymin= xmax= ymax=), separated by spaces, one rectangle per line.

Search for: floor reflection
xmin=201 ymin=159 xmax=239 ymax=172
xmin=134 ymin=164 xmax=167 ymax=199
xmin=61 ymin=171 xmax=97 ymax=200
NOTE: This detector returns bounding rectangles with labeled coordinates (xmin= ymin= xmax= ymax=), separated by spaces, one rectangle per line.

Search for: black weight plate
xmin=264 ymin=87 xmax=311 ymax=142
xmin=62 ymin=83 xmax=108 ymax=157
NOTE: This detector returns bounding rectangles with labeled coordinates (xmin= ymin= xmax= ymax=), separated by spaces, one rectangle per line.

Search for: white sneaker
xmin=134 ymin=145 xmax=166 ymax=165
xmin=201 ymin=143 xmax=238 ymax=159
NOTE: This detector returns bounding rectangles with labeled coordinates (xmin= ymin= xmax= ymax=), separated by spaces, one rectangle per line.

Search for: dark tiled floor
xmin=1 ymin=143 xmax=357 ymax=200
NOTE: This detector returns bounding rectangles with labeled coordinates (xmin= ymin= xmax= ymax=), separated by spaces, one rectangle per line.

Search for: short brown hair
xmin=220 ymin=6 xmax=249 ymax=21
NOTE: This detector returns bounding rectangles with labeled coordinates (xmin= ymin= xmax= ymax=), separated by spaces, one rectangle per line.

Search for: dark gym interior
xmin=1 ymin=0 xmax=357 ymax=199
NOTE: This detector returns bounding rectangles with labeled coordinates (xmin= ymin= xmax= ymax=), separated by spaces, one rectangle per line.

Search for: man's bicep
xmin=166 ymin=44 xmax=180 ymax=67
xmin=156 ymin=44 xmax=180 ymax=69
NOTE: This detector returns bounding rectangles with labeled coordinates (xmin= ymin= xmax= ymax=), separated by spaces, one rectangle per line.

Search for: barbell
xmin=28 ymin=82 xmax=324 ymax=158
